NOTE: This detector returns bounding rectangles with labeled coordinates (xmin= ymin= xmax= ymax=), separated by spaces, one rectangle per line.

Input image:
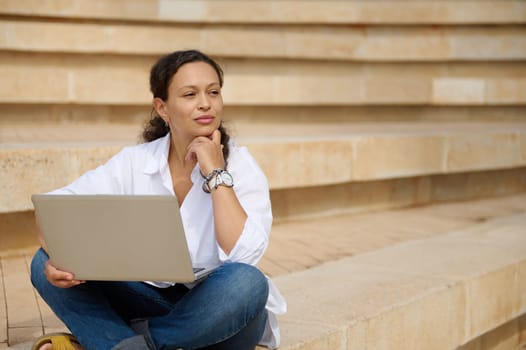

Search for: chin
xmin=196 ymin=127 xmax=218 ymax=138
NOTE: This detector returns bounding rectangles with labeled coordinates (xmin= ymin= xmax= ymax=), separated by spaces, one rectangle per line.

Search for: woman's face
xmin=156 ymin=61 xmax=223 ymax=142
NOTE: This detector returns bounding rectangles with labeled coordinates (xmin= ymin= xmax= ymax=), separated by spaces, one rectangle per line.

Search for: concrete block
xmin=204 ymin=27 xmax=286 ymax=59
xmin=0 ymin=65 xmax=70 ymax=103
xmin=468 ymin=265 xmax=522 ymax=339
xmin=274 ymin=76 xmax=364 ymax=105
xmin=486 ymin=79 xmax=526 ymax=104
xmin=451 ymin=28 xmax=526 ymax=60
xmin=432 ymin=78 xmax=486 ymax=104
xmin=352 ymin=135 xmax=445 ymax=181
xmin=284 ymin=28 xmax=363 ymax=60
xmin=72 ymin=64 xmax=149 ymax=104
xmin=0 ymin=0 xmax=158 ymax=20
xmin=0 ymin=52 xmax=153 ymax=104
xmin=365 ymin=284 xmax=466 ymax=349
xmin=1 ymin=20 xmax=108 ymax=53
xmin=364 ymin=78 xmax=430 ymax=104
xmin=446 ymin=132 xmax=523 ymax=172
xmin=346 ymin=321 xmax=367 ymax=350
xmin=0 ymin=146 xmax=123 ymax=213
xmin=1 ymin=0 xmax=525 ymax=24
xmin=110 ymin=25 xmax=202 ymax=55
xmin=359 ymin=27 xmax=450 ymax=60
xmin=355 ymin=1 xmax=526 ymax=25
xmin=159 ymin=0 xmax=272 ymax=23
xmin=247 ymin=139 xmax=353 ymax=189
xmin=221 ymin=75 xmax=277 ymax=105
xmin=276 ymin=260 xmax=446 ymax=348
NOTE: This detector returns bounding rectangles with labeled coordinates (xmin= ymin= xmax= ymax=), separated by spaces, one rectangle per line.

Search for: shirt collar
xmin=143 ymin=133 xmax=171 ymax=175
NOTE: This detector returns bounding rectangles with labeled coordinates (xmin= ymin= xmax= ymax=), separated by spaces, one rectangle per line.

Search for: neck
xmin=168 ymin=134 xmax=195 ymax=170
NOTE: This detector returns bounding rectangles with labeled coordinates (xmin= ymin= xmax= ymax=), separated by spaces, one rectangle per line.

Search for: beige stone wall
xmin=1 ymin=1 xmax=525 ymax=230
xmin=0 ymin=0 xmax=524 ymax=126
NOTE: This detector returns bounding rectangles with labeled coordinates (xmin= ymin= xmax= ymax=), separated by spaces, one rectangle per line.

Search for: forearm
xmin=211 ymin=186 xmax=247 ymax=255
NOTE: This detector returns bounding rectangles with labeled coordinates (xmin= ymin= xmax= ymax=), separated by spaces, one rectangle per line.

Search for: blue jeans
xmin=31 ymin=248 xmax=269 ymax=350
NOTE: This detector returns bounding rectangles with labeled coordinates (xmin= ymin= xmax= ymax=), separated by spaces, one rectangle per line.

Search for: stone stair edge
xmin=1 ymin=19 xmax=525 ymax=61
xmin=1 ymin=122 xmax=525 ymax=213
xmin=1 ymin=0 xmax=524 ymax=25
xmin=272 ymin=212 xmax=526 ymax=349
xmin=2 ymin=59 xmax=525 ymax=106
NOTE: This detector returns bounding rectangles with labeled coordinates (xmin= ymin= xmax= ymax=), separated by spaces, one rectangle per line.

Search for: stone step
xmin=1 ymin=19 xmax=525 ymax=61
xmin=1 ymin=105 xmax=526 ymax=126
xmin=2 ymin=194 xmax=525 ymax=348
xmin=1 ymin=52 xmax=525 ymax=106
xmin=261 ymin=194 xmax=526 ymax=278
xmin=1 ymin=122 xmax=525 ymax=214
xmin=1 ymin=0 xmax=524 ymax=25
xmin=274 ymin=208 xmax=526 ymax=349
xmin=0 ymin=103 xmax=526 ymax=128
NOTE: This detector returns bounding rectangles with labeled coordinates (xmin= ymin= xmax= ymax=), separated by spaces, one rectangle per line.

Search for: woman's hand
xmin=44 ymin=260 xmax=85 ymax=288
xmin=185 ymin=129 xmax=225 ymax=175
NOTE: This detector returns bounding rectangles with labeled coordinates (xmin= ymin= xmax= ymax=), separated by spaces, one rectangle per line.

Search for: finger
xmin=184 ymin=148 xmax=195 ymax=161
xmin=184 ymin=139 xmax=198 ymax=161
xmin=46 ymin=261 xmax=75 ymax=281
xmin=211 ymin=129 xmax=221 ymax=145
xmin=56 ymin=279 xmax=84 ymax=288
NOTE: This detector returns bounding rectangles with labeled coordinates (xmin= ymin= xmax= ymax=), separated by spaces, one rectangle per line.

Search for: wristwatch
xmin=202 ymin=168 xmax=234 ymax=193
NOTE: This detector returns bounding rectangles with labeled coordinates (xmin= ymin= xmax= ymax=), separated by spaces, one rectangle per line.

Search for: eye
xmin=183 ymin=92 xmax=195 ymax=97
xmin=209 ymin=90 xmax=220 ymax=96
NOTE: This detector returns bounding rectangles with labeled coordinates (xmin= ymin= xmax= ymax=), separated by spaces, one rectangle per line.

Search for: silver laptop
xmin=31 ymin=194 xmax=218 ymax=283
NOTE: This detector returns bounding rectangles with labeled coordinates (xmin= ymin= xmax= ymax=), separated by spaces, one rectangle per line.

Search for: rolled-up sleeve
xmin=217 ymin=147 xmax=272 ymax=265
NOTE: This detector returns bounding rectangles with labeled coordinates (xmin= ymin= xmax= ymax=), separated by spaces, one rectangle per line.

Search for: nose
xmin=197 ymin=92 xmax=211 ymax=111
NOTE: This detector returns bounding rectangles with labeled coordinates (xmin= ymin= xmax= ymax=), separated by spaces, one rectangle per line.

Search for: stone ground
xmin=1 ymin=194 xmax=525 ymax=349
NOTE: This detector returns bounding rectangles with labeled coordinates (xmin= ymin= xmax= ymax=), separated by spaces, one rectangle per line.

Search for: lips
xmin=195 ymin=115 xmax=215 ymax=125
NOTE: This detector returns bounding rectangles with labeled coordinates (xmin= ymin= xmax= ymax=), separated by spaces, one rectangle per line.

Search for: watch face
xmin=220 ymin=171 xmax=234 ymax=186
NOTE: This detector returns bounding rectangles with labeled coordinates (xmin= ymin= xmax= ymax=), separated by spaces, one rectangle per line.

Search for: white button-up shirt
xmin=49 ymin=133 xmax=286 ymax=348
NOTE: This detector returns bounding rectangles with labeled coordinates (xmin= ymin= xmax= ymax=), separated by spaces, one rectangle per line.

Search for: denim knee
xmin=218 ymin=263 xmax=269 ymax=312
xmin=30 ymin=248 xmax=49 ymax=289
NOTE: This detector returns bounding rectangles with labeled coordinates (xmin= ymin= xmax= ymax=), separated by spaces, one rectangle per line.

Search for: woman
xmin=31 ymin=50 xmax=286 ymax=350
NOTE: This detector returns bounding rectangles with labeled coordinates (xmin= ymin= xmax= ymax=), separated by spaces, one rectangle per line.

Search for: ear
xmin=152 ymin=97 xmax=168 ymax=121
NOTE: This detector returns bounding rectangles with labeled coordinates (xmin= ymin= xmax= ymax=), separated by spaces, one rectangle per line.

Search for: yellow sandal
xmin=31 ymin=332 xmax=80 ymax=350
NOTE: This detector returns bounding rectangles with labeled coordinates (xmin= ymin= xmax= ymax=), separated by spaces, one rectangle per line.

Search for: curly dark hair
xmin=142 ymin=50 xmax=230 ymax=163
